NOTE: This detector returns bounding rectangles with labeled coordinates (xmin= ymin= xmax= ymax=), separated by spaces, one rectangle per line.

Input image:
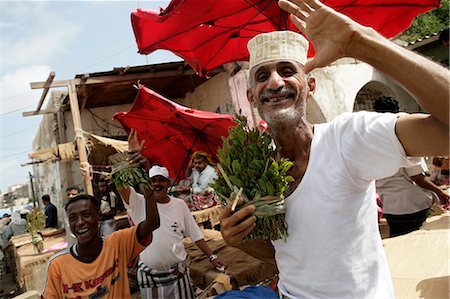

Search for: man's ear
xmin=307 ymin=77 xmax=316 ymax=94
xmin=247 ymin=89 xmax=257 ymax=107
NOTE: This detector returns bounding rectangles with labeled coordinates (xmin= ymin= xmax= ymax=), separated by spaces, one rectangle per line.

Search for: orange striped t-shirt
xmin=42 ymin=225 xmax=145 ymax=299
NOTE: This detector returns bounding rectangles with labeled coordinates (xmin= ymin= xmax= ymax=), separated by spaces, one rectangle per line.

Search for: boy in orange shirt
xmin=42 ymin=142 xmax=158 ymax=299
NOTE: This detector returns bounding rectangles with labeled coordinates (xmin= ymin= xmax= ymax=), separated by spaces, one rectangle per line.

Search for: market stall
xmin=184 ymin=229 xmax=278 ymax=291
xmin=191 ymin=205 xmax=222 ymax=229
xmin=7 ymin=228 xmax=65 ymax=292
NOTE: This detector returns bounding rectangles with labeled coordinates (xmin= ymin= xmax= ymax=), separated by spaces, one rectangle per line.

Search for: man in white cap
xmin=118 ymin=130 xmax=226 ymax=299
xmin=219 ymin=0 xmax=449 ymax=298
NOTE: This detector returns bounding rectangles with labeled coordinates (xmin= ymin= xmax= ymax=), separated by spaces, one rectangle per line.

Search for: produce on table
xmin=26 ymin=208 xmax=46 ymax=253
xmin=211 ymin=115 xmax=294 ymax=241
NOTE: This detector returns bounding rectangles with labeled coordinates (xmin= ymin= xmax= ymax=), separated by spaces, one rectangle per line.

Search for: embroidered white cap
xmin=247 ymin=31 xmax=309 ymax=70
xmin=149 ymin=165 xmax=169 ymax=179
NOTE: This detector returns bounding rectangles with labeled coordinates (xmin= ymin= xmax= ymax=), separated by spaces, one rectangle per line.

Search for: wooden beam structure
xmin=68 ymin=82 xmax=93 ymax=195
xmin=22 ymin=108 xmax=58 ymax=117
xmin=26 ymin=72 xmax=94 ymax=196
xmin=30 ymin=68 xmax=196 ymax=89
xmin=35 ymin=72 xmax=55 ymax=112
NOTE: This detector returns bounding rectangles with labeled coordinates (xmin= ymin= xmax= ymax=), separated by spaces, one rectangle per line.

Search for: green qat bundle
xmin=26 ymin=208 xmax=46 ymax=235
xmin=211 ymin=115 xmax=294 ymax=241
xmin=108 ymin=152 xmax=150 ymax=190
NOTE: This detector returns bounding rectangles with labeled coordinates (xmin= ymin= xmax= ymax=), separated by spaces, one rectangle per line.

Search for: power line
xmin=72 ymin=45 xmax=135 ymax=75
xmin=0 ymin=103 xmax=36 ymax=116
xmin=0 ymin=125 xmax=36 ymax=139
xmin=2 ymin=43 xmax=136 ymax=103
xmin=0 ymin=149 xmax=31 ymax=160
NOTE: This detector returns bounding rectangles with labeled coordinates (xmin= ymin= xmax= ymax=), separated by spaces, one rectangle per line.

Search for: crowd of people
xmin=3 ymin=0 xmax=448 ymax=298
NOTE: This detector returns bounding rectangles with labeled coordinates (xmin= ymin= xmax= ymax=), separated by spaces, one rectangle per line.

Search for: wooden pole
xmin=35 ymin=72 xmax=55 ymax=112
xmin=67 ymin=82 xmax=93 ymax=195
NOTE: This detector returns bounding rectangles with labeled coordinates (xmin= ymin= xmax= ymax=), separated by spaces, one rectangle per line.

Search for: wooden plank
xmin=30 ymin=79 xmax=74 ymax=89
xmin=68 ymin=83 xmax=93 ymax=196
xmin=30 ymin=69 xmax=198 ymax=89
xmin=22 ymin=108 xmax=58 ymax=117
xmin=35 ymin=72 xmax=55 ymax=112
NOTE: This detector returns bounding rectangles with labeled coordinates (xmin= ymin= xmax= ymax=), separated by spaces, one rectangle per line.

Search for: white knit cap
xmin=149 ymin=165 xmax=169 ymax=179
xmin=247 ymin=31 xmax=309 ymax=70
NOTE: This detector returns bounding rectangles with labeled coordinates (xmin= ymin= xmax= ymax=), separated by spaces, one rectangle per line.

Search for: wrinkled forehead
xmin=250 ymin=59 xmax=304 ymax=77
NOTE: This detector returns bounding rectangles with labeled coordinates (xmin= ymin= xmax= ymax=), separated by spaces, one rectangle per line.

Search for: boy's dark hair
xmin=66 ymin=185 xmax=83 ymax=193
xmin=42 ymin=194 xmax=50 ymax=202
xmin=65 ymin=194 xmax=100 ymax=213
xmin=373 ymin=95 xmax=400 ymax=113
xmin=439 ymin=27 xmax=449 ymax=43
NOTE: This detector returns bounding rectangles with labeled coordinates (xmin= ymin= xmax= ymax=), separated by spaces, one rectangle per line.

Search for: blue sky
xmin=0 ymin=0 xmax=179 ymax=192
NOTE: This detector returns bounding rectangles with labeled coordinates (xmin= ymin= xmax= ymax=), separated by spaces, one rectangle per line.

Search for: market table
xmin=191 ymin=205 xmax=222 ymax=229
xmin=10 ymin=229 xmax=66 ymax=292
xmin=383 ymin=212 xmax=450 ymax=298
xmin=184 ymin=229 xmax=278 ymax=291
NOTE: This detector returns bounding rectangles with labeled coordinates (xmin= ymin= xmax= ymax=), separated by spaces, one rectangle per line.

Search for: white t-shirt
xmin=189 ymin=165 xmax=218 ymax=194
xmin=125 ymin=188 xmax=203 ymax=269
xmin=377 ymin=159 xmax=436 ymax=214
xmin=273 ymin=111 xmax=414 ymax=299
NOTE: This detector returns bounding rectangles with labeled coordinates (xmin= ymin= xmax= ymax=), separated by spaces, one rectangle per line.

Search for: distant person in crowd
xmin=2 ymin=211 xmax=28 ymax=241
xmin=118 ymin=130 xmax=226 ymax=299
xmin=64 ymin=185 xmax=83 ymax=247
xmin=0 ymin=214 xmax=11 ymax=248
xmin=430 ymin=156 xmax=449 ymax=185
xmin=0 ymin=214 xmax=11 ymax=233
xmin=181 ymin=151 xmax=220 ymax=211
xmin=97 ymin=177 xmax=117 ymax=237
xmin=374 ymin=96 xmax=450 ymax=237
xmin=41 ymin=191 xmax=159 ymax=299
xmin=185 ymin=151 xmax=218 ymax=194
xmin=439 ymin=27 xmax=449 ymax=47
xmin=42 ymin=194 xmax=58 ymax=229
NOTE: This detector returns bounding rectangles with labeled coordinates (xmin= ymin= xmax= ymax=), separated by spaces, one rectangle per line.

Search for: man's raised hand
xmin=279 ymin=0 xmax=368 ymax=73
xmin=128 ymin=128 xmax=150 ymax=170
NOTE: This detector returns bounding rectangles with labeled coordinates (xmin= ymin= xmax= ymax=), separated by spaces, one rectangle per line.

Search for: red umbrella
xmin=113 ymin=85 xmax=235 ymax=182
xmin=131 ymin=0 xmax=439 ymax=76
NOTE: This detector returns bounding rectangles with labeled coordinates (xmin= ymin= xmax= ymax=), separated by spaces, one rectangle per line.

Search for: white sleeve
xmin=180 ymin=201 xmax=203 ymax=242
xmin=335 ymin=111 xmax=415 ymax=185
xmin=123 ymin=187 xmax=146 ymax=224
xmin=110 ymin=192 xmax=117 ymax=208
xmin=404 ymin=158 xmax=427 ymax=177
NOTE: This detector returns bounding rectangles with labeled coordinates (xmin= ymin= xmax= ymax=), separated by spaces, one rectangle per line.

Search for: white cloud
xmin=1 ymin=65 xmax=52 ymax=114
xmin=0 ymin=158 xmax=30 ymax=191
xmin=2 ymin=1 xmax=83 ymax=68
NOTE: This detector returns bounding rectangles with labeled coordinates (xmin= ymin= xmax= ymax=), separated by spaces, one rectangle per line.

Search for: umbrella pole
xmin=172 ymin=135 xmax=199 ymax=185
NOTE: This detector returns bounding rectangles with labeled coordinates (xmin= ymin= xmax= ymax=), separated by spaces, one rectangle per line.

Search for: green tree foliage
xmin=400 ymin=0 xmax=449 ymax=42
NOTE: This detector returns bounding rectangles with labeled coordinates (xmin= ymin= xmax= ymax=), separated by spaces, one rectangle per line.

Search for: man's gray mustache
xmin=259 ymin=87 xmax=297 ymax=102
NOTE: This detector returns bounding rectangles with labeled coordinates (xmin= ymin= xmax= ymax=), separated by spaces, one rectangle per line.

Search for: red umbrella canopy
xmin=131 ymin=0 xmax=439 ymax=76
xmin=113 ymin=85 xmax=236 ymax=182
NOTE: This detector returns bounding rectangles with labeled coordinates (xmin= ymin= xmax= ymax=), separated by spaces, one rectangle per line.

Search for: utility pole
xmin=29 ymin=171 xmax=37 ymax=208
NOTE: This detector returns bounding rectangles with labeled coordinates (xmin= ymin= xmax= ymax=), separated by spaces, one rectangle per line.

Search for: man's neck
xmin=271 ymin=118 xmax=313 ymax=159
xmin=156 ymin=194 xmax=170 ymax=204
xmin=270 ymin=118 xmax=313 ymax=190
xmin=76 ymin=236 xmax=103 ymax=262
